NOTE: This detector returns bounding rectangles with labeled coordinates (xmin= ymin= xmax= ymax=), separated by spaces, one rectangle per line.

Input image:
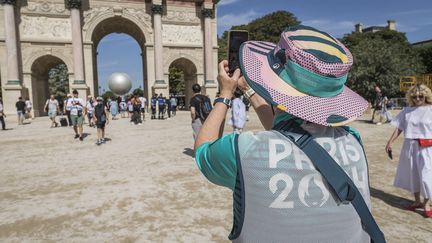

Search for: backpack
xmin=196 ymin=95 xmax=212 ymax=122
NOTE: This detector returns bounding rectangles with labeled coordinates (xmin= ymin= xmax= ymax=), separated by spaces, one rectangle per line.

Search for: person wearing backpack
xmin=190 ymin=83 xmax=212 ymax=141
xmin=94 ymin=96 xmax=109 ymax=145
xmin=194 ymin=26 xmax=385 ymax=242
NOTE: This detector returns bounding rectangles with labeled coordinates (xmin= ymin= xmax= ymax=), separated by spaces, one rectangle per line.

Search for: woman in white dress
xmin=386 ymin=84 xmax=432 ymax=218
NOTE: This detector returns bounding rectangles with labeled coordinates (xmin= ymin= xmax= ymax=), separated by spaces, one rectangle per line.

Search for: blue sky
xmin=97 ymin=0 xmax=432 ymax=93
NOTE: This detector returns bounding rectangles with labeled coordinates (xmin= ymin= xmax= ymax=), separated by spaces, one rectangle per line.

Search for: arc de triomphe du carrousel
xmin=0 ymin=0 xmax=219 ymax=116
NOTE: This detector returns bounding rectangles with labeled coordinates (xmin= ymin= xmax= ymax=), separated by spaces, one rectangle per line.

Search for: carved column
xmin=1 ymin=0 xmax=20 ymax=85
xmin=67 ymin=0 xmax=85 ymax=84
xmin=202 ymin=8 xmax=214 ymax=84
xmin=152 ymin=4 xmax=165 ymax=85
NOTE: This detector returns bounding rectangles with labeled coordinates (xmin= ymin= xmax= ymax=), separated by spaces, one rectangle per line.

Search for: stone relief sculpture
xmin=162 ymin=25 xmax=202 ymax=44
xmin=24 ymin=1 xmax=67 ymax=14
xmin=163 ymin=10 xmax=199 ymax=23
xmin=21 ymin=16 xmax=71 ymax=39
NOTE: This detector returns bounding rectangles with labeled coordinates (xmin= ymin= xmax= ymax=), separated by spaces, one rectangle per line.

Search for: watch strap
xmin=244 ymin=87 xmax=256 ymax=99
xmin=213 ymin=97 xmax=232 ymax=108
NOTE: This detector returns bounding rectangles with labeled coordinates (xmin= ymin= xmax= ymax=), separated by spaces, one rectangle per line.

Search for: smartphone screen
xmin=228 ymin=30 xmax=249 ymax=73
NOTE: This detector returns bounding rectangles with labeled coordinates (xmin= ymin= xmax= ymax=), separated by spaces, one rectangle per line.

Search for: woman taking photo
xmin=386 ymin=84 xmax=432 ymax=217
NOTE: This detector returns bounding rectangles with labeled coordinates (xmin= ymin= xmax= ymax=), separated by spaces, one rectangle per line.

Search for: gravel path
xmin=0 ymin=110 xmax=431 ymax=242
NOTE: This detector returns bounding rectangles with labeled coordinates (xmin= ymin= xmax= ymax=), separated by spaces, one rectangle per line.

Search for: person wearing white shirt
xmin=86 ymin=96 xmax=96 ymax=127
xmin=386 ymin=84 xmax=432 ymax=218
xmin=25 ymin=98 xmax=33 ymax=120
xmin=67 ymin=90 xmax=85 ymax=140
xmin=229 ymin=90 xmax=246 ymax=133
xmin=139 ymin=96 xmax=147 ymax=121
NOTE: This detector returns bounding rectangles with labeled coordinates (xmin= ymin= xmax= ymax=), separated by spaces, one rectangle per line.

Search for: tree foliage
xmin=102 ymin=90 xmax=117 ymax=101
xmin=132 ymin=88 xmax=144 ymax=97
xmin=169 ymin=66 xmax=185 ymax=95
xmin=218 ymin=11 xmax=300 ymax=62
xmin=342 ymin=30 xmax=425 ymax=100
xmin=416 ymin=46 xmax=432 ymax=73
xmin=48 ymin=64 xmax=69 ymax=99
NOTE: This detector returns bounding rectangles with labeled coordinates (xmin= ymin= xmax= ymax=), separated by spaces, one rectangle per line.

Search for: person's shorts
xmin=96 ymin=121 xmax=106 ymax=129
xmin=140 ymin=108 xmax=145 ymax=113
xmin=70 ymin=115 xmax=84 ymax=126
xmin=87 ymin=113 xmax=93 ymax=119
xmin=17 ymin=110 xmax=24 ymax=117
xmin=48 ymin=110 xmax=57 ymax=118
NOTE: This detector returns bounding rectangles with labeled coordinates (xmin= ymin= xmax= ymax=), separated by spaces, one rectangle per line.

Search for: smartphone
xmin=227 ymin=30 xmax=249 ymax=73
xmin=387 ymin=149 xmax=393 ymax=160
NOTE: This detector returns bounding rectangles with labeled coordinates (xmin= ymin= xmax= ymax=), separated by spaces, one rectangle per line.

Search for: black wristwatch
xmin=213 ymin=97 xmax=232 ymax=108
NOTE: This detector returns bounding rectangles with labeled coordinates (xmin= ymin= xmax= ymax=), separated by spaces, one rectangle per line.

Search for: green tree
xmin=102 ymin=90 xmax=117 ymax=101
xmin=132 ymin=88 xmax=144 ymax=97
xmin=218 ymin=11 xmax=300 ymax=62
xmin=169 ymin=66 xmax=185 ymax=94
xmin=342 ymin=30 xmax=425 ymax=100
xmin=416 ymin=46 xmax=432 ymax=73
xmin=48 ymin=64 xmax=69 ymax=100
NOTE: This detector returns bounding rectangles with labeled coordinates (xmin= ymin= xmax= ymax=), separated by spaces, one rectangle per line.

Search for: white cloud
xmin=218 ymin=0 xmax=240 ymax=6
xmin=217 ymin=10 xmax=259 ymax=35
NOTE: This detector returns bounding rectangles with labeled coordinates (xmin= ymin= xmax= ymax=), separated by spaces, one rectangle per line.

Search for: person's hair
xmin=406 ymin=84 xmax=432 ymax=106
xmin=72 ymin=89 xmax=78 ymax=95
xmin=18 ymin=96 xmax=22 ymax=99
xmin=192 ymin=83 xmax=201 ymax=93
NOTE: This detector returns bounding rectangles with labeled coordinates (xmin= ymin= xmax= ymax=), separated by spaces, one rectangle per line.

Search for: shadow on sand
xmin=183 ymin=148 xmax=195 ymax=158
xmin=370 ymin=187 xmax=413 ymax=211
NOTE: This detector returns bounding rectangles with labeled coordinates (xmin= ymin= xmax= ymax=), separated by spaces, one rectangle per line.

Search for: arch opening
xmin=91 ymin=17 xmax=148 ymax=100
xmin=31 ymin=55 xmax=68 ymax=117
xmin=168 ymin=58 xmax=197 ymax=109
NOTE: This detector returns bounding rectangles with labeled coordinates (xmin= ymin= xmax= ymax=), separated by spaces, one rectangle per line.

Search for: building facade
xmin=0 ymin=0 xmax=219 ymax=116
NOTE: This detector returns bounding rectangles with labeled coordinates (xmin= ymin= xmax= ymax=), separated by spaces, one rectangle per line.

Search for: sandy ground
xmin=0 ymin=110 xmax=431 ymax=243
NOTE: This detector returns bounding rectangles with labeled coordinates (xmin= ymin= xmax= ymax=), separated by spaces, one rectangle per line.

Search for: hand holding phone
xmin=227 ymin=30 xmax=249 ymax=74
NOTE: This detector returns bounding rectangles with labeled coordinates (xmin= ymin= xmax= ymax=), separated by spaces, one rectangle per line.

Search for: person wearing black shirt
xmin=189 ymin=84 xmax=211 ymax=140
xmin=15 ymin=97 xmax=26 ymax=125
xmin=0 ymin=97 xmax=6 ymax=130
xmin=94 ymin=96 xmax=109 ymax=145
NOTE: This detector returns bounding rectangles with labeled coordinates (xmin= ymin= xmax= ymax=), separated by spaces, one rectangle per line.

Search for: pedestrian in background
xmin=15 ymin=97 xmax=26 ymax=125
xmin=64 ymin=94 xmax=73 ymax=126
xmin=229 ymin=89 xmax=246 ymax=133
xmin=67 ymin=90 xmax=85 ymax=140
xmin=94 ymin=96 xmax=109 ymax=145
xmin=44 ymin=94 xmax=60 ymax=128
xmin=86 ymin=96 xmax=95 ymax=127
xmin=25 ymin=97 xmax=33 ymax=120
xmin=386 ymin=84 xmax=432 ymax=218
xmin=0 ymin=97 xmax=6 ymax=130
xmin=170 ymin=95 xmax=177 ymax=116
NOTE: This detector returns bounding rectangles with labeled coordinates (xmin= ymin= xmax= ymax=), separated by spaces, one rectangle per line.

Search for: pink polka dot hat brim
xmin=239 ymin=41 xmax=368 ymax=127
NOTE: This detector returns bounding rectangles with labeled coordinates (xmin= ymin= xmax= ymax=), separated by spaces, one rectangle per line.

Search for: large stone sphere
xmin=108 ymin=72 xmax=132 ymax=95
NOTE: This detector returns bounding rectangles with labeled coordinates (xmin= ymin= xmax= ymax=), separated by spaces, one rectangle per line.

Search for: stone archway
xmin=30 ymin=55 xmax=68 ymax=117
xmin=168 ymin=58 xmax=198 ymax=109
xmin=91 ymin=16 xmax=149 ymax=98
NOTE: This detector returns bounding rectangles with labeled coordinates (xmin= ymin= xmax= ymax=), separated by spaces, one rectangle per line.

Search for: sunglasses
xmin=412 ymin=95 xmax=425 ymax=99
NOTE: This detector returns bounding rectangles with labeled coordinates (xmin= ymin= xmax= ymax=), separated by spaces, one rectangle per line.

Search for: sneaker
xmin=96 ymin=140 xmax=101 ymax=146
xmin=74 ymin=134 xmax=79 ymax=139
xmin=101 ymin=138 xmax=106 ymax=144
xmin=376 ymin=122 xmax=383 ymax=126
xmin=79 ymin=136 xmax=83 ymax=141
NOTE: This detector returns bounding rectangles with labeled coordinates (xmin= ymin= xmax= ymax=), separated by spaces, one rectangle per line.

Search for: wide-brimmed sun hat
xmin=239 ymin=25 xmax=367 ymax=126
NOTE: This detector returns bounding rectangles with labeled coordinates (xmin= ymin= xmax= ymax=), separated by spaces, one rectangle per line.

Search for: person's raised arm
xmin=194 ymin=60 xmax=240 ymax=150
xmin=238 ymin=76 xmax=274 ymax=130
xmin=385 ymin=128 xmax=402 ymax=153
